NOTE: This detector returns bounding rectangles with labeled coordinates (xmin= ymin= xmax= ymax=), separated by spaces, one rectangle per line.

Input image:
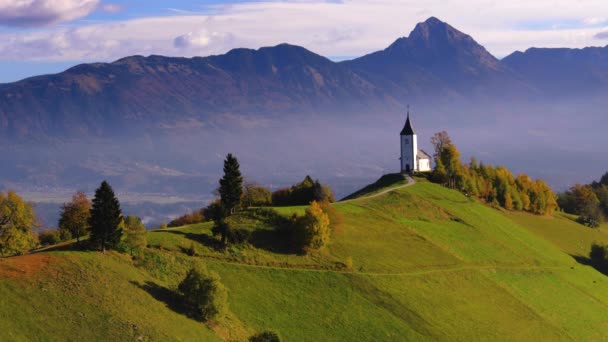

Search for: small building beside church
xmin=400 ymin=111 xmax=432 ymax=173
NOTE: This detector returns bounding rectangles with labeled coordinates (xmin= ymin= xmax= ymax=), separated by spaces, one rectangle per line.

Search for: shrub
xmin=303 ymin=201 xmax=331 ymax=250
xmin=178 ymin=266 xmax=228 ymax=322
xmin=242 ymin=181 xmax=272 ymax=208
xmin=58 ymin=229 xmax=72 ymax=241
xmin=249 ymin=331 xmax=281 ymax=342
xmin=227 ymin=228 xmax=251 ymax=245
xmin=38 ymin=230 xmax=61 ymax=246
xmin=290 ymin=201 xmax=331 ymax=253
xmin=576 ymin=203 xmax=603 ymax=228
xmin=271 ymin=176 xmax=335 ymax=206
xmin=203 ymin=199 xmax=226 ymax=223
xmin=169 ymin=210 xmax=205 ymax=228
xmin=186 ymin=242 xmax=197 ymax=256
xmin=318 ymin=200 xmax=344 ymax=236
xmin=344 ymin=256 xmax=354 ymax=271
xmin=211 ymin=219 xmax=231 ymax=245
xmin=124 ymin=216 xmax=147 ymax=257
xmin=590 ymin=243 xmax=608 ymax=268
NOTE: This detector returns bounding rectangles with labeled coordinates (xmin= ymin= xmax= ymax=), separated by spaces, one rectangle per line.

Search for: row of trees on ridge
xmin=557 ymin=173 xmax=608 ymax=227
xmin=429 ymin=131 xmax=558 ymax=215
xmin=203 ymin=154 xmax=335 ymax=253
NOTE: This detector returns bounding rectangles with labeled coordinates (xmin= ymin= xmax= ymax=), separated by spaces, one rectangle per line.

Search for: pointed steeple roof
xmin=400 ymin=107 xmax=415 ymax=135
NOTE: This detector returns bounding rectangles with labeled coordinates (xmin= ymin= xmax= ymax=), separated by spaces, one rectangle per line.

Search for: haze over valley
xmin=1 ymin=17 xmax=606 ymax=227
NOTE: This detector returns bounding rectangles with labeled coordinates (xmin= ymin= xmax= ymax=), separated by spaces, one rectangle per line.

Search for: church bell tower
xmin=400 ymin=108 xmax=418 ymax=173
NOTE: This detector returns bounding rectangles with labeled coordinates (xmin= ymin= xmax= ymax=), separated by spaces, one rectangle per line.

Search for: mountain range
xmin=1 ymin=16 xmax=608 ymax=140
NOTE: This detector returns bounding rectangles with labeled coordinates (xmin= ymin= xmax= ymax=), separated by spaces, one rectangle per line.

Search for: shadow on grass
xmin=161 ymin=230 xmax=224 ymax=251
xmin=131 ymin=280 xmax=198 ymax=321
xmin=244 ymin=208 xmax=304 ymax=255
xmin=32 ymin=240 xmax=91 ymax=254
xmin=158 ymin=208 xmax=305 ymax=256
xmin=341 ymin=173 xmax=407 ymax=201
xmin=249 ymin=229 xmax=297 ymax=255
xmin=571 ymin=254 xmax=608 ymax=276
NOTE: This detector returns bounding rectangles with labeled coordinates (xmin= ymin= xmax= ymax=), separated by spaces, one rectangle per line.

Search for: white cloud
xmin=583 ymin=17 xmax=607 ymax=26
xmin=174 ymin=32 xmax=211 ymax=48
xmin=0 ymin=0 xmax=99 ymax=26
xmin=101 ymin=3 xmax=122 ymax=13
xmin=174 ymin=31 xmax=234 ymax=52
xmin=1 ymin=0 xmax=608 ymax=61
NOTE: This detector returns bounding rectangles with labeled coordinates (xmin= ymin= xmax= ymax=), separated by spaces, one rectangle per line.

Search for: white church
xmin=400 ymin=111 xmax=432 ymax=173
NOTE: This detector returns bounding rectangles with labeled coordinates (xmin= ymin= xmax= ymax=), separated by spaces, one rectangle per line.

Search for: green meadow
xmin=2 ymin=180 xmax=608 ymax=340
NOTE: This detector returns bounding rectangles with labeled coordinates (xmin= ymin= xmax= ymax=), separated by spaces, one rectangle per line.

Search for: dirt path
xmin=339 ymin=175 xmax=416 ymax=203
xmin=205 ymin=256 xmax=568 ymax=277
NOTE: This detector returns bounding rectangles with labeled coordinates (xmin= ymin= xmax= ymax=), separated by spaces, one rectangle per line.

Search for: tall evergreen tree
xmin=218 ymin=154 xmax=243 ymax=215
xmin=89 ymin=181 xmax=123 ymax=252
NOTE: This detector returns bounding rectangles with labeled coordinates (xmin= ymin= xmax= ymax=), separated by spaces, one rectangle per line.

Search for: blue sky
xmin=0 ymin=0 xmax=607 ymax=83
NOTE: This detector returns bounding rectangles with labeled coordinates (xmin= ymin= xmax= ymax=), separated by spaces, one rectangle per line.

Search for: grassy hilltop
xmin=2 ymin=178 xmax=608 ymax=341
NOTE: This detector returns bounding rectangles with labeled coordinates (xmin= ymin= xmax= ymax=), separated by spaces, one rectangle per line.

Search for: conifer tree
xmin=218 ymin=154 xmax=243 ymax=215
xmin=89 ymin=181 xmax=123 ymax=252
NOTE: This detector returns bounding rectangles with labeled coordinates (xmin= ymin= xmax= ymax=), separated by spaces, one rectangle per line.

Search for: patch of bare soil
xmin=0 ymin=254 xmax=59 ymax=280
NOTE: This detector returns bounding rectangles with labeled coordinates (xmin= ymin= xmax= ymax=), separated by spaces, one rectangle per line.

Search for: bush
xmin=178 ymin=266 xmax=228 ymax=322
xmin=249 ymin=331 xmax=281 ymax=342
xmin=227 ymin=228 xmax=252 ymax=245
xmin=211 ymin=219 xmax=230 ymax=245
xmin=242 ymin=182 xmax=272 ymax=208
xmin=271 ymin=176 xmax=335 ymax=206
xmin=290 ymin=201 xmax=331 ymax=253
xmin=38 ymin=230 xmax=61 ymax=246
xmin=169 ymin=210 xmax=205 ymax=227
xmin=576 ymin=203 xmax=603 ymax=228
xmin=590 ymin=243 xmax=608 ymax=268
xmin=124 ymin=216 xmax=147 ymax=257
xmin=318 ymin=200 xmax=344 ymax=236
xmin=344 ymin=256 xmax=354 ymax=271
xmin=303 ymin=201 xmax=331 ymax=250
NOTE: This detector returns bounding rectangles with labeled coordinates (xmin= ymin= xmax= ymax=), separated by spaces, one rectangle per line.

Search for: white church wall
xmin=401 ymin=134 xmax=417 ymax=172
xmin=418 ymin=159 xmax=431 ymax=172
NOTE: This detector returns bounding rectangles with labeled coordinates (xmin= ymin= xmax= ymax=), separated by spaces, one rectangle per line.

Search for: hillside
xmin=2 ymin=180 xmax=608 ymax=340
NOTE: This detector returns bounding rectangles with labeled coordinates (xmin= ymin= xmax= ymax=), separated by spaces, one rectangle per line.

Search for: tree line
xmin=557 ymin=172 xmax=608 ymax=228
xmin=1 ymin=181 xmax=147 ymax=257
xmin=429 ymin=131 xmax=558 ymax=215
xmin=202 ymin=154 xmax=336 ymax=253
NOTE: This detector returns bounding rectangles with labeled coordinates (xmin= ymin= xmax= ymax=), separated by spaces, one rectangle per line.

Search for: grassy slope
xmin=341 ymin=173 xmax=408 ymax=200
xmin=2 ymin=181 xmax=608 ymax=340
xmin=0 ymin=252 xmax=219 ymax=341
